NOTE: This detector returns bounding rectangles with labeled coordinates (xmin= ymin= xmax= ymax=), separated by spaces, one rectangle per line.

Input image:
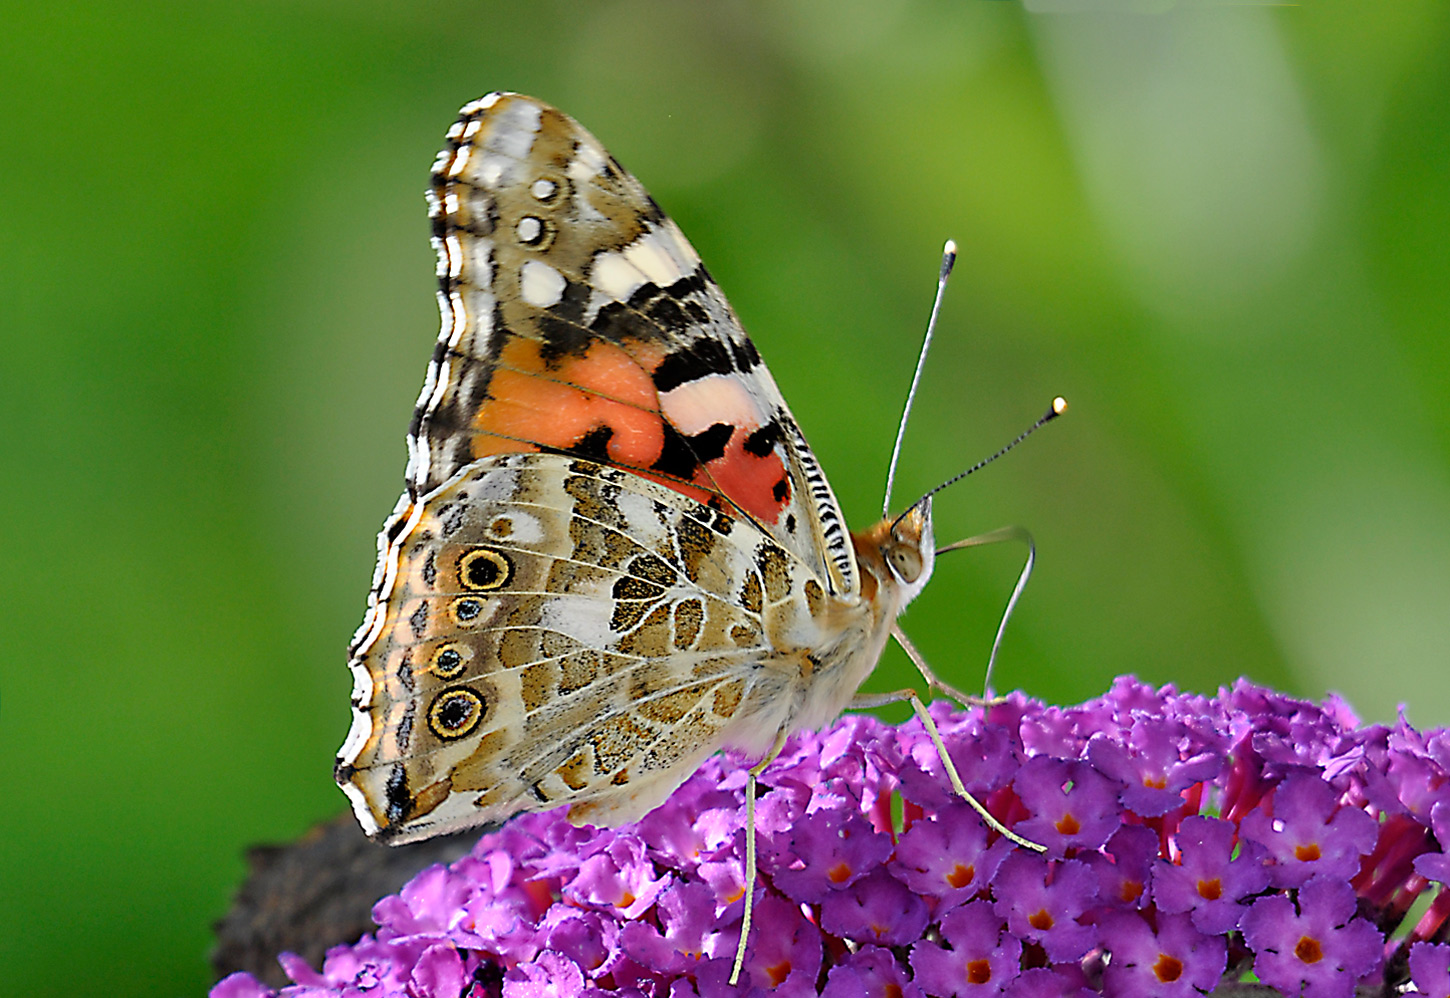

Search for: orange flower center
xmin=1295 ymin=936 xmax=1324 ymax=964
xmin=946 ymin=864 xmax=976 ymax=889
xmin=1153 ymin=954 xmax=1184 ymax=982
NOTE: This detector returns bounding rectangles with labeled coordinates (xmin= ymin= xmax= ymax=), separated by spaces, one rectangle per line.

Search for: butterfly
xmin=335 ymin=92 xmax=1054 ymax=978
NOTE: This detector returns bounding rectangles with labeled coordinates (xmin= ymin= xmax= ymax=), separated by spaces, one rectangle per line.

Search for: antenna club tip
xmin=1052 ymin=396 xmax=1068 ymax=415
xmin=943 ymin=238 xmax=957 ymax=256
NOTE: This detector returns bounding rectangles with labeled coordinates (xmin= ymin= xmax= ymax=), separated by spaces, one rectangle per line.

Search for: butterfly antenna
xmin=896 ymin=397 xmax=1067 ymax=527
xmin=884 ymin=240 xmax=957 ymax=517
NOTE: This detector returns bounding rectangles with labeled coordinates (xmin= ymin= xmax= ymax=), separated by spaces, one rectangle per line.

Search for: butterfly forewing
xmin=406 ymin=92 xmax=855 ymax=594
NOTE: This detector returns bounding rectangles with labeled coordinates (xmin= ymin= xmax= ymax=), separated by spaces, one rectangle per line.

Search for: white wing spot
xmin=540 ymin=595 xmax=614 ymax=646
xmin=462 ymin=466 xmax=520 ymax=502
xmin=516 ymin=216 xmax=542 ymax=244
xmin=590 ymin=250 xmax=649 ymax=301
xmin=623 ymin=226 xmax=697 ymax=288
xmin=567 ymin=142 xmax=606 ymax=182
xmin=488 ymin=101 xmax=542 ymax=159
xmin=531 ymin=178 xmax=557 ymax=201
xmin=520 ymin=260 xmax=566 ymax=308
xmin=477 ymin=155 xmax=506 ymax=187
xmin=616 ymin=491 xmax=669 ymax=546
xmin=661 ymin=373 xmax=766 ymax=436
xmin=491 ymin=511 xmax=544 ymax=544
xmin=464 ymin=234 xmax=492 ymax=284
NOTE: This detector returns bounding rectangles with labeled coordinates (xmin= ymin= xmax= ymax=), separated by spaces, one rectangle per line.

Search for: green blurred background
xmin=4 ymin=2 xmax=1448 ymax=994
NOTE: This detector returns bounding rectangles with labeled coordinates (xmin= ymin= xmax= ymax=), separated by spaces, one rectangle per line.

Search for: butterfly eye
xmin=888 ymin=546 xmax=924 ymax=584
xmin=427 ymin=687 xmax=487 ymax=740
xmin=458 ymin=548 xmax=513 ymax=591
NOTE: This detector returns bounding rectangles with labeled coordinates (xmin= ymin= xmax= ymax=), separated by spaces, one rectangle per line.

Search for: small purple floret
xmin=1240 ymin=876 xmax=1384 ymax=998
xmin=1098 ymin=910 xmax=1225 ymax=997
xmin=1153 ymin=815 xmax=1270 ymax=933
xmin=909 ymin=901 xmax=1020 ymax=995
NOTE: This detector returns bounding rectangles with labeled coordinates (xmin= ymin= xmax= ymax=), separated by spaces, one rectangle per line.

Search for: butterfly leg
xmin=851 ymin=687 xmax=1044 ymax=853
xmin=890 ymin=623 xmax=1001 ymax=709
xmin=730 ymin=729 xmax=789 ymax=985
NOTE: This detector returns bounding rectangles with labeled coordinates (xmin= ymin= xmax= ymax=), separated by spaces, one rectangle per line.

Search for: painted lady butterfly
xmin=335 ymin=92 xmax=1056 ymax=976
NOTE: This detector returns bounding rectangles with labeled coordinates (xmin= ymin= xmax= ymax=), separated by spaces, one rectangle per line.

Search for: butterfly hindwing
xmin=338 ymin=453 xmax=816 ymax=842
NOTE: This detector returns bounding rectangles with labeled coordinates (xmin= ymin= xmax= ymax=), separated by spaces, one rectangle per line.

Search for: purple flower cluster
xmin=213 ymin=679 xmax=1450 ymax=997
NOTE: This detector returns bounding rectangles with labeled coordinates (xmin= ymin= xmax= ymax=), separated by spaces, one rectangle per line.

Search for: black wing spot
xmin=743 ymin=420 xmax=782 ymax=457
xmin=626 ymin=282 xmax=664 ymax=309
xmin=409 ymin=601 xmax=430 ymax=639
xmin=384 ymin=764 xmax=411 ymax=823
xmin=772 ymin=478 xmax=790 ymax=504
xmin=647 ymin=297 xmax=691 ymax=334
xmin=652 ymin=424 xmax=700 ymax=479
xmin=686 ymin=422 xmax=733 ymax=464
xmin=592 ymin=298 xmax=666 ymax=346
xmin=536 ymin=314 xmax=591 ymax=365
xmin=427 ymin=687 xmax=487 ymax=740
xmin=431 ymin=645 xmax=467 ymax=680
xmin=452 ymin=598 xmax=483 ymax=623
xmin=398 ymin=651 xmax=415 ymax=694
xmin=652 ymin=336 xmax=735 ymax=393
xmin=458 ymin=548 xmax=513 ymax=591
xmin=570 ymin=423 xmax=615 ymax=463
xmin=665 ymin=271 xmax=708 ymax=300
xmin=736 ymin=336 xmax=761 ymax=369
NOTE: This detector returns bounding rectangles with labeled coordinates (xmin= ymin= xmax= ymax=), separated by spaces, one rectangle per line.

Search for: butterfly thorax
xmin=770 ymin=498 xmax=936 ymax=737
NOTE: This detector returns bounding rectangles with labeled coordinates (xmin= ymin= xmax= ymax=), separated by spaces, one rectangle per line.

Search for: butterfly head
xmin=856 ymin=496 xmax=936 ymax=610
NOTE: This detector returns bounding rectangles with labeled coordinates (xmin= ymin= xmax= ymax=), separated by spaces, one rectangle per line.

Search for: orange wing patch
xmin=474 ymin=337 xmax=663 ymax=461
xmin=467 ymin=335 xmax=790 ymax=525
